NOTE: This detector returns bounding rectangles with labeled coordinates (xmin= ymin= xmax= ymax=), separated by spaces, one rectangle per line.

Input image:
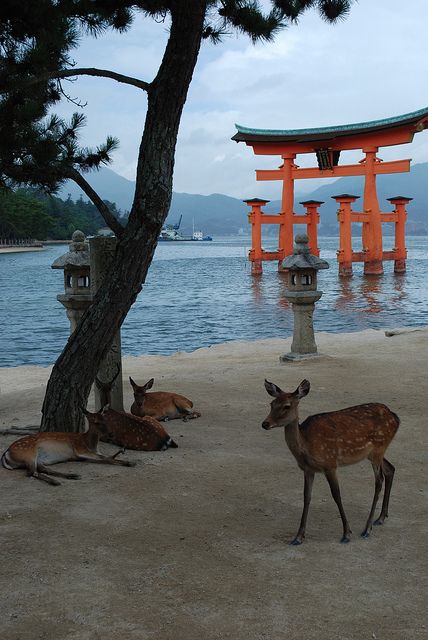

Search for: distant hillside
xmin=60 ymin=163 xmax=428 ymax=236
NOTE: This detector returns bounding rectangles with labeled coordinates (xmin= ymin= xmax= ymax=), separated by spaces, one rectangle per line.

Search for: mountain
xmin=60 ymin=167 xmax=135 ymax=213
xmin=59 ymin=163 xmax=428 ymax=236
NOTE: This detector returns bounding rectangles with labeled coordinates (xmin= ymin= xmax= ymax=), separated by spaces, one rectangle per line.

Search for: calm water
xmin=0 ymin=237 xmax=427 ymax=367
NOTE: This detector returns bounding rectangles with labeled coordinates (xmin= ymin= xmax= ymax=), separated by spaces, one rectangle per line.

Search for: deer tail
xmin=1 ymin=449 xmax=14 ymax=470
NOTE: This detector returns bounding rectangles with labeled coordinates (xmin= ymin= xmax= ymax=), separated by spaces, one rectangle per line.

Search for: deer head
xmin=129 ymin=377 xmax=154 ymax=409
xmin=262 ymin=379 xmax=310 ymax=430
xmin=95 ymin=364 xmax=121 ymax=407
xmin=82 ymin=406 xmax=110 ymax=436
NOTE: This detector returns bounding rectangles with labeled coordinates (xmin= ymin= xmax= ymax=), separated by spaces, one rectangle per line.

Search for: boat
xmin=158 ymin=215 xmax=213 ymax=241
xmin=192 ymin=230 xmax=213 ymax=242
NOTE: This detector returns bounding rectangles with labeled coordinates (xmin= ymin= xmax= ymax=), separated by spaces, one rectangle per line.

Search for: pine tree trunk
xmin=41 ymin=1 xmax=206 ymax=432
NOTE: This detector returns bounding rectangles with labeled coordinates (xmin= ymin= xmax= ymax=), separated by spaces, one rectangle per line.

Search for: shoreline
xmin=0 ymin=326 xmax=427 ymax=372
xmin=0 ymin=246 xmax=46 ymax=254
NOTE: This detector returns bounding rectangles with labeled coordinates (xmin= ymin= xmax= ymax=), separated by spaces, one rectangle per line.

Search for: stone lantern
xmin=51 ymin=230 xmax=124 ymax=412
xmin=280 ymin=234 xmax=329 ymax=361
xmin=51 ymin=230 xmax=92 ymax=333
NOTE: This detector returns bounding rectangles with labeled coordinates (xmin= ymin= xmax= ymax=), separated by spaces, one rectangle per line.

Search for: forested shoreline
xmin=0 ymin=188 xmax=124 ymax=240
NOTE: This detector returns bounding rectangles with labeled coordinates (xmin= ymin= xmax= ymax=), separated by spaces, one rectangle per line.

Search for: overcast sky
xmin=56 ymin=0 xmax=428 ymax=199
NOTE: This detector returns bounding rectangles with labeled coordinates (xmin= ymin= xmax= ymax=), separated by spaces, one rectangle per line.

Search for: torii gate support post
xmin=387 ymin=196 xmax=412 ymax=273
xmin=300 ymin=200 xmax=322 ymax=257
xmin=244 ymin=198 xmax=270 ymax=275
xmin=333 ymin=194 xmax=359 ymax=277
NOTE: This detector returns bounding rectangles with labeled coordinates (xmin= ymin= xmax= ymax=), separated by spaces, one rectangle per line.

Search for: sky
xmin=56 ymin=0 xmax=428 ymax=200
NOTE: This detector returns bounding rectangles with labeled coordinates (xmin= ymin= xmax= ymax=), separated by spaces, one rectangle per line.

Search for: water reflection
xmin=335 ymin=271 xmax=410 ymax=316
xmin=250 ymin=269 xmax=290 ymax=309
xmin=360 ymin=276 xmax=385 ymax=314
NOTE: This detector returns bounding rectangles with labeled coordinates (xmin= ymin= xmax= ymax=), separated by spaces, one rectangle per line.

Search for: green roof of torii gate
xmin=232 ymin=107 xmax=428 ymax=143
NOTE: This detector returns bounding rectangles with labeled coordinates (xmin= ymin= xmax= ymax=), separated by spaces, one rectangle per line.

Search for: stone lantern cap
xmin=51 ymin=230 xmax=90 ymax=270
xmin=282 ymin=234 xmax=329 ymax=271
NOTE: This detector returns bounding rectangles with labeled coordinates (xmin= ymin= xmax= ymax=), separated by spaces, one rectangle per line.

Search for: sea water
xmin=0 ymin=237 xmax=427 ymax=367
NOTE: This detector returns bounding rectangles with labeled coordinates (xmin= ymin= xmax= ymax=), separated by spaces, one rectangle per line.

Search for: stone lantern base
xmin=280 ymin=350 xmax=323 ymax=363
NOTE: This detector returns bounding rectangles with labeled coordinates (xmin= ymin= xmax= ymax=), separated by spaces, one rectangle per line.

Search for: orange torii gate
xmin=233 ymin=107 xmax=428 ymax=276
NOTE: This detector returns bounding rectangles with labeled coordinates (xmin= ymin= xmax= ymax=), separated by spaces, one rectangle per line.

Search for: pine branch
xmin=55 ymin=67 xmax=151 ymax=92
xmin=0 ymin=68 xmax=151 ymax=94
xmin=68 ymin=168 xmax=125 ymax=238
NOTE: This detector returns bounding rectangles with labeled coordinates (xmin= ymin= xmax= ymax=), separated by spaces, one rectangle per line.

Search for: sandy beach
xmin=0 ymin=246 xmax=46 ymax=254
xmin=0 ymin=328 xmax=427 ymax=640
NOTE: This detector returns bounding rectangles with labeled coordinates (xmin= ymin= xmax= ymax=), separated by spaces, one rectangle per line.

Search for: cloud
xmin=52 ymin=0 xmax=428 ymax=199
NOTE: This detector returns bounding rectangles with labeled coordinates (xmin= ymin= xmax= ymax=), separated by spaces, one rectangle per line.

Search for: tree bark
xmin=41 ymin=1 xmax=207 ymax=432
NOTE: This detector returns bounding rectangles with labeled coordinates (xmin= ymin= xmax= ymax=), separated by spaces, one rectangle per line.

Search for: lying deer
xmin=129 ymin=377 xmax=201 ymax=421
xmin=262 ymin=379 xmax=399 ymax=544
xmin=95 ymin=372 xmax=178 ymax=450
xmin=1 ymin=408 xmax=135 ymax=486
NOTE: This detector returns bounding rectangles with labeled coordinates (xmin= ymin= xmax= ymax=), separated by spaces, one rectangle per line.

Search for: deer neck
xmin=283 ymin=416 xmax=305 ymax=463
xmin=84 ymin=427 xmax=100 ymax=451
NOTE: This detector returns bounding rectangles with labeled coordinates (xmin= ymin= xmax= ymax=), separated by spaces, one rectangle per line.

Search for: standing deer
xmin=95 ymin=372 xmax=178 ymax=450
xmin=262 ymin=379 xmax=399 ymax=544
xmin=129 ymin=377 xmax=201 ymax=421
xmin=1 ymin=408 xmax=135 ymax=486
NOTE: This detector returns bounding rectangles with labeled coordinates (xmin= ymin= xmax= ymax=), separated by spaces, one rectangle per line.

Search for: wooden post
xmin=89 ymin=237 xmax=124 ymax=411
xmin=333 ymin=194 xmax=359 ymax=277
xmin=300 ymin=200 xmax=322 ymax=257
xmin=244 ymin=198 xmax=269 ymax=275
xmin=387 ymin=196 xmax=412 ymax=273
xmin=362 ymin=148 xmax=384 ymax=274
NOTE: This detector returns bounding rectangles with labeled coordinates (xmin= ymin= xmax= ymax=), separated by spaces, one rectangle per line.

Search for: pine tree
xmin=0 ymin=1 xmax=354 ymax=431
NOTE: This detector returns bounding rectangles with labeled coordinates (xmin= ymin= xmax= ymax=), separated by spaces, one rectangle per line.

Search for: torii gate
xmin=232 ymin=107 xmax=428 ymax=276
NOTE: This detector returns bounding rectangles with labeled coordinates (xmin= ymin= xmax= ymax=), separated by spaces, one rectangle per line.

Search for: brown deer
xmin=129 ymin=377 xmax=201 ymax=421
xmin=95 ymin=371 xmax=178 ymax=451
xmin=262 ymin=379 xmax=399 ymax=544
xmin=1 ymin=408 xmax=135 ymax=486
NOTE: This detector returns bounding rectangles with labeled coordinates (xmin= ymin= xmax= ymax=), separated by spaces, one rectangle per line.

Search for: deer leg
xmin=111 ymin=447 xmax=126 ymax=459
xmin=37 ymin=464 xmax=81 ymax=481
xmin=27 ymin=456 xmax=61 ymax=486
xmin=181 ymin=408 xmax=201 ymax=422
xmin=361 ymin=462 xmax=384 ymax=538
xmin=324 ymin=469 xmax=352 ymax=543
xmin=374 ymin=458 xmax=395 ymax=525
xmin=76 ymin=452 xmax=136 ymax=467
xmin=290 ymin=470 xmax=314 ymax=545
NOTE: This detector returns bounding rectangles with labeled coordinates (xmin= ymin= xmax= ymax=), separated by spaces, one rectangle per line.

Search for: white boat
xmin=158 ymin=215 xmax=212 ymax=241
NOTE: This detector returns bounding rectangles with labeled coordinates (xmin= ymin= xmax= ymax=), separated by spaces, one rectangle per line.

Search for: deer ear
xmin=143 ymin=378 xmax=154 ymax=391
xmin=129 ymin=376 xmax=137 ymax=389
xmin=264 ymin=380 xmax=283 ymax=397
xmin=101 ymin=404 xmax=110 ymax=414
xmin=295 ymin=379 xmax=310 ymax=399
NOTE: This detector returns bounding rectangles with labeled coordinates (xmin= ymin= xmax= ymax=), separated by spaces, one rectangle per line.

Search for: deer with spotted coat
xmin=262 ymin=379 xmax=399 ymax=544
xmin=1 ymin=408 xmax=135 ymax=486
xmin=129 ymin=376 xmax=200 ymax=422
xmin=94 ymin=369 xmax=178 ymax=451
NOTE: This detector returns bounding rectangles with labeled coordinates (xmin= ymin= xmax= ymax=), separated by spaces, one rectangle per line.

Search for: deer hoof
xmin=290 ymin=537 xmax=303 ymax=546
xmin=360 ymin=531 xmax=371 ymax=539
xmin=373 ymin=517 xmax=385 ymax=526
xmin=340 ymin=535 xmax=351 ymax=544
